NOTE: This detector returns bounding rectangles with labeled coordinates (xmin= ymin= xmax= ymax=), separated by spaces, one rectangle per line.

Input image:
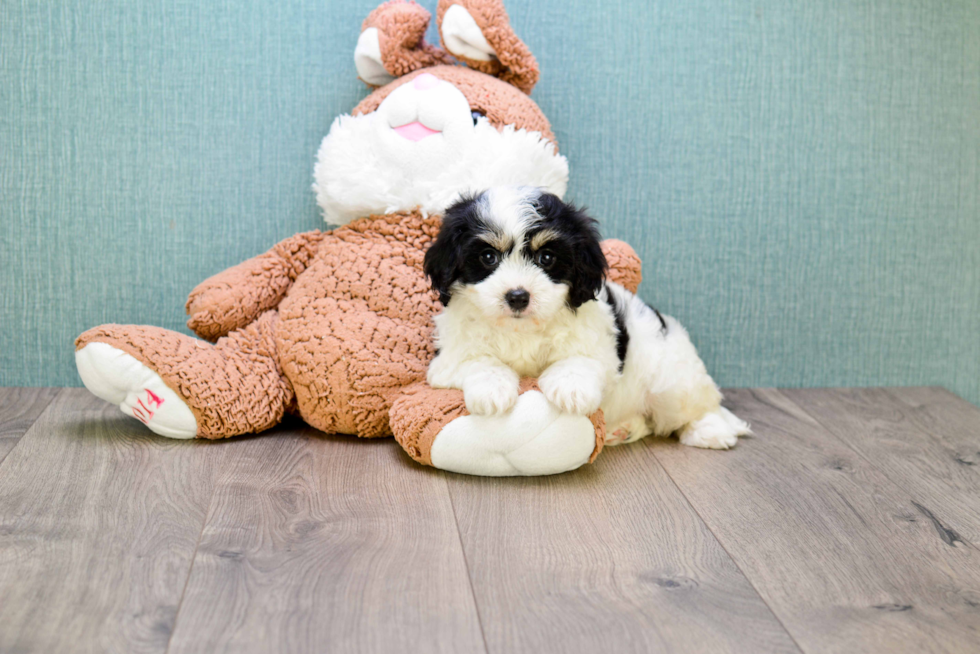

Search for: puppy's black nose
xmin=505 ymin=288 xmax=530 ymax=311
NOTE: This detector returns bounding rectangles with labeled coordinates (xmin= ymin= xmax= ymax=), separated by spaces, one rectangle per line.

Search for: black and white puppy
xmin=424 ymin=187 xmax=749 ymax=448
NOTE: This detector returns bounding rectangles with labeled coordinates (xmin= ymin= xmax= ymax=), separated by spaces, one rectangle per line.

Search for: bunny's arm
xmin=601 ymin=239 xmax=642 ymax=294
xmin=185 ymin=230 xmax=325 ymax=341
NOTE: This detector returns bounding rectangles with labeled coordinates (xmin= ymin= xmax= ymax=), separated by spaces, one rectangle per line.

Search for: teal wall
xmin=2 ymin=0 xmax=979 ymax=405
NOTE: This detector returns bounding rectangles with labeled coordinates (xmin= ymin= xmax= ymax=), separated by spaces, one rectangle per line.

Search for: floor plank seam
xmin=647 ymin=443 xmax=808 ymax=654
xmin=164 ymin=454 xmax=224 ymax=654
xmin=786 ymin=390 xmax=979 ymax=551
xmin=443 ymin=474 xmax=491 ymax=654
xmin=0 ymin=388 xmax=62 ymax=469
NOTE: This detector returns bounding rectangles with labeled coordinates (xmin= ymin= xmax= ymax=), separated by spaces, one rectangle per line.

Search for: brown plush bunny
xmin=75 ymin=0 xmax=642 ymax=476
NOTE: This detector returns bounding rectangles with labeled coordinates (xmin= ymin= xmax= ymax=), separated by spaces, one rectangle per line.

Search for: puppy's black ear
xmin=423 ymin=226 xmax=461 ymax=306
xmin=566 ymin=212 xmax=608 ymax=308
xmin=424 ymin=194 xmax=479 ymax=305
xmin=534 ymin=193 xmax=608 ymax=309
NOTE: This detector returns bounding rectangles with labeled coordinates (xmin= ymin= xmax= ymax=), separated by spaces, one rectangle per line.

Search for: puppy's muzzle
xmin=504 ymin=288 xmax=531 ymax=312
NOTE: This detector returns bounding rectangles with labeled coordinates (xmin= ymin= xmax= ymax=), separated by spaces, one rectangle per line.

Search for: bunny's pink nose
xmin=413 ymin=73 xmax=440 ymax=90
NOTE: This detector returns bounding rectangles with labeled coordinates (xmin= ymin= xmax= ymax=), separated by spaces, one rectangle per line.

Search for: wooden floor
xmin=1 ymin=388 xmax=979 ymax=653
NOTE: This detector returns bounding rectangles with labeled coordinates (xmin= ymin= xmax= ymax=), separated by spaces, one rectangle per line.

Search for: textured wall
xmin=2 ymin=0 xmax=978 ymax=405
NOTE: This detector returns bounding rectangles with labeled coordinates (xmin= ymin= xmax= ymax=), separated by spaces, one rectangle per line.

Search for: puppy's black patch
xmin=424 ymin=192 xmax=500 ymax=305
xmin=525 ymin=192 xmax=608 ymax=308
xmin=603 ymin=289 xmax=630 ymax=372
xmin=644 ymin=300 xmax=668 ymax=335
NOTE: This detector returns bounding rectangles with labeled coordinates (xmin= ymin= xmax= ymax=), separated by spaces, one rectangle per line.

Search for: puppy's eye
xmin=480 ymin=249 xmax=499 ymax=268
xmin=471 ymin=110 xmax=486 ymax=126
xmin=537 ymin=250 xmax=556 ymax=269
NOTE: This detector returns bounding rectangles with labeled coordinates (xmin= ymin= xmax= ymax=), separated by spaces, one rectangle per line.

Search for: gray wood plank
xmin=445 ymin=439 xmax=801 ymax=654
xmin=885 ymin=387 xmax=980 ymax=467
xmin=653 ymin=388 xmax=980 ymax=654
xmin=0 ymin=389 xmax=225 ymax=654
xmin=166 ymin=426 xmax=486 ymax=654
xmin=0 ymin=387 xmax=60 ymax=464
xmin=786 ymin=387 xmax=980 ymax=543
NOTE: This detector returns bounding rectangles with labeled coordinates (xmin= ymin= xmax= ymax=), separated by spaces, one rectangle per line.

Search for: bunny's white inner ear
xmin=441 ymin=4 xmax=497 ymax=62
xmin=354 ymin=27 xmax=396 ymax=86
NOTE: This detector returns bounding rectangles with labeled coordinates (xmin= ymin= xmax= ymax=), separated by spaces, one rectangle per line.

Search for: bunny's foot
xmin=75 ymin=311 xmax=292 ymax=440
xmin=76 ymin=341 xmax=198 ymax=439
xmin=390 ymin=379 xmax=604 ymax=476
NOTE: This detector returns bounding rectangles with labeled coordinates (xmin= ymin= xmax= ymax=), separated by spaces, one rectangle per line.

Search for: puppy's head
xmin=424 ymin=187 xmax=607 ymax=321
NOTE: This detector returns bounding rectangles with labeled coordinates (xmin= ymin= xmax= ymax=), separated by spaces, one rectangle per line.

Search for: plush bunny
xmin=75 ymin=0 xmax=643 ymax=476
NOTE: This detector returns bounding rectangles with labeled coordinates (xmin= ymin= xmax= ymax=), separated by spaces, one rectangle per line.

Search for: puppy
xmin=423 ymin=187 xmax=749 ymax=448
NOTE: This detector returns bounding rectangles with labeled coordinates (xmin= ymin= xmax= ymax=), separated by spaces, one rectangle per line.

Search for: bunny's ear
xmin=355 ymin=1 xmax=453 ymax=87
xmin=436 ymin=0 xmax=540 ymax=94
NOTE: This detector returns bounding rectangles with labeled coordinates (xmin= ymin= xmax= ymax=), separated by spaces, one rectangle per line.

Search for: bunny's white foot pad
xmin=75 ymin=342 xmax=198 ymax=439
xmin=429 ymin=390 xmax=596 ymax=476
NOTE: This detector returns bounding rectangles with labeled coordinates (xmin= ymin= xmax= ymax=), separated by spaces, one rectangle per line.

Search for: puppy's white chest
xmin=492 ymin=327 xmax=556 ymax=377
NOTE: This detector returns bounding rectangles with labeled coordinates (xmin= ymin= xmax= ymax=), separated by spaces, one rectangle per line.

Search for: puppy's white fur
xmin=427 ymin=187 xmax=749 ymax=449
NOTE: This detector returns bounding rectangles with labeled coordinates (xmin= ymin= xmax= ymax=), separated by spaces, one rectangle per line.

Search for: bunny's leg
xmin=390 ymin=380 xmax=605 ymax=476
xmin=75 ymin=310 xmax=292 ymax=439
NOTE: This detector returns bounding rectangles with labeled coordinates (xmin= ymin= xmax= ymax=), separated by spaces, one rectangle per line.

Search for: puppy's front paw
xmin=463 ymin=368 xmax=519 ymax=415
xmin=539 ymin=368 xmax=603 ymax=415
